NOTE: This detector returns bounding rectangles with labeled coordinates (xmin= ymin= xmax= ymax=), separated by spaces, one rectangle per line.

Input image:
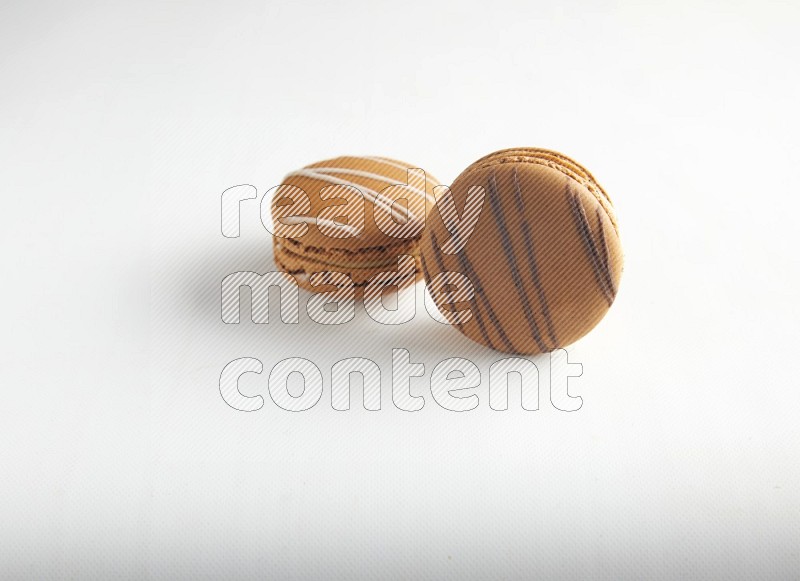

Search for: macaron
xmin=271 ymin=156 xmax=440 ymax=293
xmin=419 ymin=148 xmax=623 ymax=354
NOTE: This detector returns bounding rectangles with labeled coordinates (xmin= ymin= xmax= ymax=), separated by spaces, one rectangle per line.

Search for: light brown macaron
xmin=419 ymin=148 xmax=623 ymax=354
xmin=271 ymin=156 xmax=440 ymax=294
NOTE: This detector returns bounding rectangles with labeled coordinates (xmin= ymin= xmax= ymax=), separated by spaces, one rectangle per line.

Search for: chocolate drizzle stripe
xmin=486 ymin=173 xmax=548 ymax=352
xmin=512 ymin=170 xmax=559 ymax=347
xmin=595 ymin=207 xmax=617 ymax=299
xmin=419 ymin=251 xmax=434 ymax=291
xmin=566 ymin=183 xmax=614 ymax=306
xmin=455 ymin=250 xmax=515 ymax=352
xmin=427 ymin=231 xmax=463 ymax=330
xmin=429 ymin=223 xmax=512 ymax=351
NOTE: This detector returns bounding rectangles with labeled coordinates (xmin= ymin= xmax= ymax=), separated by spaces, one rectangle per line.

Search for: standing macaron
xmin=271 ymin=156 xmax=440 ymax=293
xmin=419 ymin=148 xmax=623 ymax=354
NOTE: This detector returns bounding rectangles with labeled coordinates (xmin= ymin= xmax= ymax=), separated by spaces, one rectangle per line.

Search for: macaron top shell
xmin=420 ymin=149 xmax=623 ymax=354
xmin=272 ymin=156 xmax=440 ymax=253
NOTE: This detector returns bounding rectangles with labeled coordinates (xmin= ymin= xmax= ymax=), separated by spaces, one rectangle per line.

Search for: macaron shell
xmin=420 ymin=156 xmax=623 ymax=354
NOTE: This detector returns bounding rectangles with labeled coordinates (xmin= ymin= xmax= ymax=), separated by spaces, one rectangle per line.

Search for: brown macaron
xmin=419 ymin=148 xmax=623 ymax=354
xmin=272 ymin=156 xmax=440 ymax=294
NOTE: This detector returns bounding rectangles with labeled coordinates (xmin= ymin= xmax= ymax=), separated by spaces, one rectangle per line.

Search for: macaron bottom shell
xmin=273 ymin=238 xmax=422 ymax=295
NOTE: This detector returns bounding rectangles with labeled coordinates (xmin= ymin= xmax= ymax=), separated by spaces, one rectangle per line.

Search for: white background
xmin=2 ymin=0 xmax=799 ymax=578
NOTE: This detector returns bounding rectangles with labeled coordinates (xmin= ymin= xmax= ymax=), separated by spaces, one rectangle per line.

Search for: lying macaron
xmin=271 ymin=155 xmax=440 ymax=293
xmin=419 ymin=147 xmax=623 ymax=354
